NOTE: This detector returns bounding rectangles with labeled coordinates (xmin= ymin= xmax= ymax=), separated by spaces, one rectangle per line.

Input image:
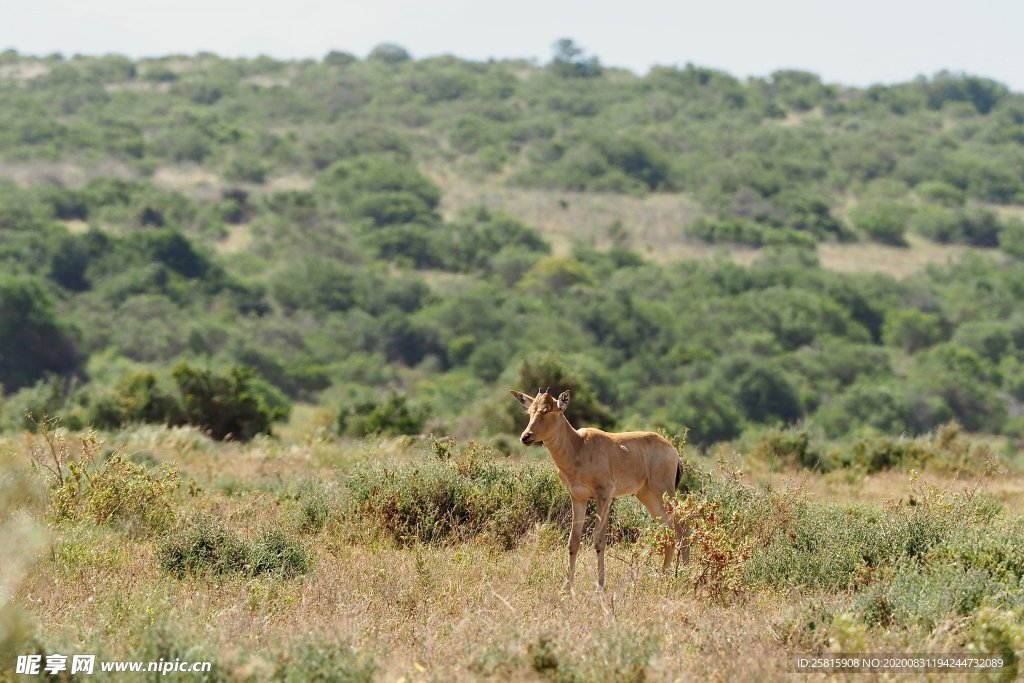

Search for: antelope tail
xmin=675 ymin=460 xmax=682 ymax=491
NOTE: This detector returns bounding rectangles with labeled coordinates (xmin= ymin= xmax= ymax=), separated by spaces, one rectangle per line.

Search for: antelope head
xmin=509 ymin=387 xmax=572 ymax=445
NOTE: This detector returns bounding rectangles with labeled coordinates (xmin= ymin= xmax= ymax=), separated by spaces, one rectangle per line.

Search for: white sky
xmin=3 ymin=0 xmax=1022 ymax=91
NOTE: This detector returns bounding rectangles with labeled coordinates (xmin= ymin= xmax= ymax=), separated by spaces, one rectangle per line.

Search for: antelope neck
xmin=543 ymin=412 xmax=584 ymax=470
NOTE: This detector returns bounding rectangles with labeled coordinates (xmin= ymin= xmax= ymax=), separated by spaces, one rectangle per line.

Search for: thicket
xmin=2 ymin=51 xmax=1024 ymax=448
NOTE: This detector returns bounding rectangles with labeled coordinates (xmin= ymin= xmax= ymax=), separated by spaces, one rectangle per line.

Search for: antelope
xmin=510 ymin=388 xmax=689 ymax=591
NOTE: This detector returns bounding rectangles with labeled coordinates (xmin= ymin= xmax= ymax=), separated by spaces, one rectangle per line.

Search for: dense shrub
xmin=911 ymin=205 xmax=1002 ymax=246
xmin=159 ymin=515 xmax=309 ymax=578
xmin=347 ymin=439 xmax=654 ymax=549
xmin=88 ymin=370 xmax=183 ymax=429
xmin=0 ymin=276 xmax=82 ymax=391
xmin=659 ymin=383 xmax=744 ymax=447
xmin=172 ymin=364 xmax=290 ymax=441
xmin=850 ymin=201 xmax=911 ymax=246
xmin=814 ymin=382 xmax=921 ymax=438
xmin=748 ymin=428 xmax=823 ymax=470
xmin=347 ymin=447 xmax=568 ymax=548
xmin=881 ymin=309 xmax=945 ymax=352
xmin=337 ymin=393 xmax=428 ymax=437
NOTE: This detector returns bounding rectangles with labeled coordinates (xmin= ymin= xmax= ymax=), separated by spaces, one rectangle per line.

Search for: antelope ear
xmin=556 ymin=390 xmax=572 ymax=411
xmin=509 ymin=390 xmax=533 ymax=410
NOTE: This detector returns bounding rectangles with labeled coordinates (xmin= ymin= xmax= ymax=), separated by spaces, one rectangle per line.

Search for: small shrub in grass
xmin=846 ymin=436 xmax=934 ymax=472
xmin=275 ymin=637 xmax=375 ymax=683
xmin=28 ymin=418 xmax=180 ymax=533
xmin=778 ymin=601 xmax=834 ymax=651
xmin=131 ymin=620 xmax=228 ymax=683
xmin=857 ymin=563 xmax=1009 ymax=631
xmin=297 ymin=485 xmax=332 ymax=534
xmin=664 ymin=493 xmax=752 ymax=602
xmin=158 ymin=515 xmax=248 ymax=577
xmin=159 ymin=515 xmax=309 ymax=578
xmin=337 ymin=393 xmax=427 ymax=437
xmin=347 ymin=451 xmax=570 ymax=548
xmin=277 ymin=479 xmax=335 ymax=533
xmin=749 ymin=427 xmax=829 ymax=471
xmin=88 ymin=370 xmax=184 ymax=429
xmin=248 ymin=528 xmax=310 ymax=577
xmin=667 ymin=461 xmax=1011 ymax=600
xmin=528 ymin=635 xmax=580 ymax=683
xmin=839 ymin=421 xmax=1000 ymax=474
xmin=967 ymin=607 xmax=1024 ymax=681
xmin=346 ymin=439 xmax=629 ymax=548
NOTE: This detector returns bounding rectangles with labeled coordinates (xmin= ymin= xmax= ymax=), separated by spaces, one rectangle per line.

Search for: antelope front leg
xmin=594 ymin=492 xmax=613 ymax=590
xmin=565 ymin=498 xmax=587 ymax=593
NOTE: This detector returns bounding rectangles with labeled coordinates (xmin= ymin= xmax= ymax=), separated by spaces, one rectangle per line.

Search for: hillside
xmin=2 ymin=45 xmax=1024 ymax=448
xmin=7 ymin=44 xmax=1024 ymax=681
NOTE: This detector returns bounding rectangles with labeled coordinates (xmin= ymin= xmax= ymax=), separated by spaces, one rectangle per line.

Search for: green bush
xmin=814 ymin=382 xmax=920 ymax=438
xmin=159 ymin=515 xmax=309 ymax=578
xmin=881 ymin=309 xmax=944 ymax=352
xmin=347 ymin=440 xmax=651 ymax=548
xmin=347 ymin=443 xmax=565 ymax=548
xmin=28 ymin=425 xmax=180 ymax=533
xmin=276 ymin=638 xmax=376 ymax=683
xmin=276 ymin=479 xmax=337 ymax=534
xmin=749 ymin=428 xmax=824 ymax=470
xmin=916 ymin=180 xmax=965 ymax=206
xmin=367 ymin=43 xmax=411 ymax=64
xmin=172 ymin=364 xmax=289 ymax=441
xmin=1000 ymin=218 xmax=1024 ymax=258
xmin=1 ymin=376 xmax=84 ymax=432
xmin=338 ymin=393 xmax=428 ymax=437
xmin=88 ymin=370 xmax=183 ymax=429
xmin=0 ymin=276 xmax=82 ymax=391
xmin=911 ymin=205 xmax=1002 ymax=246
xmin=850 ymin=201 xmax=912 ymax=246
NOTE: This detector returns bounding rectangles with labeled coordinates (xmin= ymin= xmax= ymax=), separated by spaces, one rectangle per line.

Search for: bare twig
xmin=26 ymin=413 xmax=65 ymax=486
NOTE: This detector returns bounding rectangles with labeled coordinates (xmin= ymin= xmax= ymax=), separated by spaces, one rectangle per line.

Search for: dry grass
xmin=816 ymin=233 xmax=1000 ymax=278
xmin=152 ymin=165 xmax=224 ymax=199
xmin=4 ymin=424 xmax=1021 ymax=681
xmin=436 ymin=173 xmax=993 ymax=278
xmin=265 ymin=173 xmax=314 ymax=193
xmin=435 ymin=170 xmax=705 ymax=259
xmin=0 ymin=160 xmax=136 ymax=188
xmin=0 ymin=62 xmax=50 ymax=83
xmin=214 ymin=223 xmax=254 ymax=254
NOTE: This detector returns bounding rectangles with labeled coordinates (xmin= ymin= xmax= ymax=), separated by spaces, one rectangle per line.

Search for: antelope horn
xmin=544 ymin=386 xmax=551 ymax=395
xmin=537 ymin=386 xmax=542 ymax=396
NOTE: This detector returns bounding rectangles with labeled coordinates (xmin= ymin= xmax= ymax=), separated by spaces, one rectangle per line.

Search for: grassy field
xmin=4 ymin=418 xmax=1024 ymax=681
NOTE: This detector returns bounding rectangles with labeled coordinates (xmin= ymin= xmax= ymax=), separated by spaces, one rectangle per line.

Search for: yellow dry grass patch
xmin=265 ymin=173 xmax=314 ymax=193
xmin=0 ymin=62 xmax=50 ymax=82
xmin=816 ymin=233 xmax=1000 ymax=278
xmin=0 ymin=160 xmax=136 ymax=188
xmin=437 ymin=175 xmax=999 ymax=278
xmin=436 ymin=173 xmax=704 ymax=257
xmin=214 ymin=223 xmax=254 ymax=254
xmin=152 ymin=165 xmax=223 ymax=198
